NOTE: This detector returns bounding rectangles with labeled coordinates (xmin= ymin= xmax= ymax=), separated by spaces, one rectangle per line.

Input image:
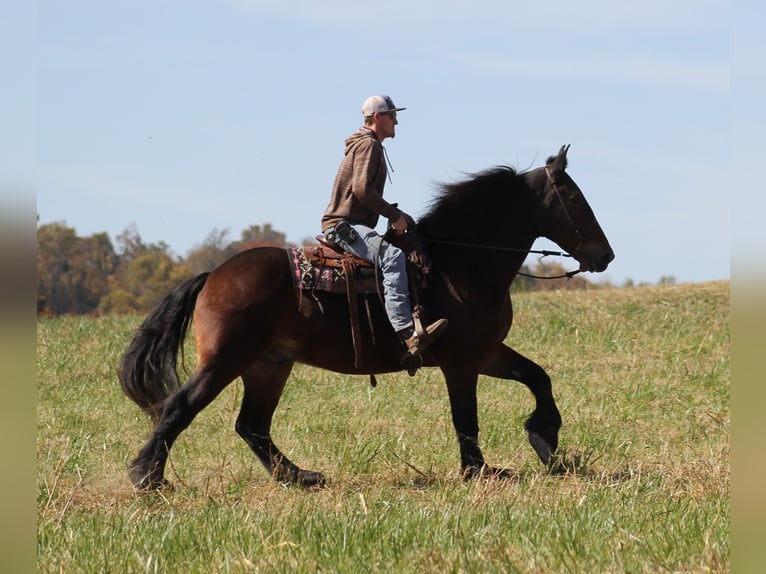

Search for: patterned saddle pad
xmin=287 ymin=246 xmax=381 ymax=295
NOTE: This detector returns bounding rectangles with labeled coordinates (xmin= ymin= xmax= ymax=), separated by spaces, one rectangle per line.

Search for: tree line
xmin=37 ymin=221 xmax=616 ymax=317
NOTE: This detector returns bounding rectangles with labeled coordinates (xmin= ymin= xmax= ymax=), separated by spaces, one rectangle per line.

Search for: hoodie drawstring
xmin=382 ymin=145 xmax=395 ymax=184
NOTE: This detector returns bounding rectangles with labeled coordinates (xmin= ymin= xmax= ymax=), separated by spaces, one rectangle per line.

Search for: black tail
xmin=118 ymin=273 xmax=210 ymax=422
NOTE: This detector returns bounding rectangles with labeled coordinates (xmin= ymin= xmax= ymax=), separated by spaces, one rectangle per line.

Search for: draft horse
xmin=119 ymin=145 xmax=614 ymax=490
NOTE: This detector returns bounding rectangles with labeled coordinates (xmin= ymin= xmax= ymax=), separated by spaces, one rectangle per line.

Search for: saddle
xmin=289 ymin=241 xmax=380 ymax=296
xmin=287 ymin=231 xmax=430 ymax=373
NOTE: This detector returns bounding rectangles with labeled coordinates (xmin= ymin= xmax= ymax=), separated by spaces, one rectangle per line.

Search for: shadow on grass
xmin=390 ymin=447 xmax=638 ymax=491
xmin=545 ymin=447 xmax=636 ymax=483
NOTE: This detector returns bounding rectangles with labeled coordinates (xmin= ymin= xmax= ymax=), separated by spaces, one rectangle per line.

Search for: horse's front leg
xmin=441 ymin=362 xmax=514 ymax=480
xmin=479 ymin=343 xmax=561 ymax=465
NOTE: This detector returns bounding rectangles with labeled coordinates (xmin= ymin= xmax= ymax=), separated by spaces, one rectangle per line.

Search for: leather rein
xmin=418 ymin=237 xmax=580 ymax=280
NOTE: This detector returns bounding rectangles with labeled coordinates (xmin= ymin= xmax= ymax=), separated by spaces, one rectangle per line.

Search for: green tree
xmin=100 ymin=225 xmax=192 ymax=314
xmin=185 ymin=228 xmax=237 ymax=275
xmin=37 ymin=222 xmax=118 ymax=315
xmin=37 ymin=222 xmax=77 ymax=315
xmin=127 ymin=252 xmax=192 ymax=310
xmin=237 ymin=223 xmax=289 ymax=249
xmin=114 ymin=224 xmax=172 ymax=263
xmin=37 ymin=221 xmax=296 ymax=315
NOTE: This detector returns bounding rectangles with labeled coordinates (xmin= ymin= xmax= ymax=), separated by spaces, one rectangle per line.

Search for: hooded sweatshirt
xmin=322 ymin=127 xmax=402 ymax=232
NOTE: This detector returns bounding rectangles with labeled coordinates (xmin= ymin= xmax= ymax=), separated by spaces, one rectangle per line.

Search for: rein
xmin=418 ymin=237 xmax=581 ymax=280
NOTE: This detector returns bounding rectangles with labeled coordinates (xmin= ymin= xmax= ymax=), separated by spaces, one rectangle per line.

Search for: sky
xmin=13 ymin=0 xmax=743 ymax=285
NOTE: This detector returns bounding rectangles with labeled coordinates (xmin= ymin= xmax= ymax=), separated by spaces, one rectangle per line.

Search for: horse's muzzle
xmin=578 ymin=245 xmax=615 ymax=273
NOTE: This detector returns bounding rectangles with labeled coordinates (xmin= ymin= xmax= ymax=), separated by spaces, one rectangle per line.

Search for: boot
xmin=402 ymin=317 xmax=449 ymax=357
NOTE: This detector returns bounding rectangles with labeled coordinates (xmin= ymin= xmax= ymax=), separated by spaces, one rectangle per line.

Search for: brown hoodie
xmin=322 ymin=127 xmax=402 ymax=232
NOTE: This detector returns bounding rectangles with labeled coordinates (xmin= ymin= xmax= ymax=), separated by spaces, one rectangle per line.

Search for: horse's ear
xmin=546 ymin=144 xmax=570 ymax=169
xmin=551 ymin=144 xmax=570 ymax=170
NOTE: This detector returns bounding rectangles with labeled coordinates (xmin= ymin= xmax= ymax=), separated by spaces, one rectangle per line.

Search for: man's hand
xmin=390 ymin=214 xmax=409 ymax=236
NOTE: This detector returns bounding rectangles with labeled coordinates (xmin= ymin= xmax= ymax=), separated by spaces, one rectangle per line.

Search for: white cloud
xmin=229 ymin=0 xmax=726 ymax=32
xmin=445 ymin=52 xmax=728 ymax=93
xmin=227 ymin=0 xmax=728 ymax=95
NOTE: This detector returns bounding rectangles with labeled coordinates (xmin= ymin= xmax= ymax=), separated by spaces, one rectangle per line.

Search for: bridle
xmin=418 ymin=166 xmax=584 ymax=280
xmin=513 ymin=165 xmax=584 ymax=279
xmin=544 ymin=165 xmax=585 ymax=259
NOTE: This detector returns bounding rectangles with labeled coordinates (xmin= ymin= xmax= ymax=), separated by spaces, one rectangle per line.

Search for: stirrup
xmin=404 ymin=308 xmax=448 ymax=357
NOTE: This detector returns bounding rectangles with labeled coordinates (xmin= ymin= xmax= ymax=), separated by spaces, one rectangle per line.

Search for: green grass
xmin=37 ymin=282 xmax=729 ymax=573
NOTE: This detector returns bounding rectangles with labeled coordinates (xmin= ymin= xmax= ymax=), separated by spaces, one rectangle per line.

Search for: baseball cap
xmin=361 ymin=95 xmax=407 ymax=117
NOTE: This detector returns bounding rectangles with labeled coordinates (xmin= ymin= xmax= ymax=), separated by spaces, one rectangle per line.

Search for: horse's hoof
xmin=129 ymin=467 xmax=170 ymax=492
xmin=528 ymin=431 xmax=553 ymax=465
xmin=462 ymin=465 xmax=516 ymax=481
xmin=131 ymin=478 xmax=172 ymax=492
xmin=296 ymin=470 xmax=327 ymax=489
xmin=461 ymin=465 xmax=481 ymax=481
xmin=488 ymin=467 xmax=518 ymax=480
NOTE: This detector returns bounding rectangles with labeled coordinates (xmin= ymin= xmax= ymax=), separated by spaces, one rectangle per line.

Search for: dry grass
xmin=37 ymin=281 xmax=729 ymax=573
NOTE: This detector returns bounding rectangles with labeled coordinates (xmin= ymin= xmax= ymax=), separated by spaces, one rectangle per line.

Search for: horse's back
xmin=204 ymin=246 xmax=293 ymax=302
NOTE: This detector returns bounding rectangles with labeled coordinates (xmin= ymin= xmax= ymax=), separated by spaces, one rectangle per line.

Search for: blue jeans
xmin=334 ymin=223 xmax=413 ymax=332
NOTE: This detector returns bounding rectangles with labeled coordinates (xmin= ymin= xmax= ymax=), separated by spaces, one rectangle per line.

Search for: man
xmin=321 ymin=95 xmax=448 ymax=358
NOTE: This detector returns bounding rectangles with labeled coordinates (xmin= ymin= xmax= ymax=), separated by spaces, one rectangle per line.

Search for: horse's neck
xmin=430 ymin=239 xmax=532 ymax=299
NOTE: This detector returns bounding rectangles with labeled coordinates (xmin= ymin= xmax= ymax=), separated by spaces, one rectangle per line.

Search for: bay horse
xmin=119 ymin=145 xmax=614 ymax=490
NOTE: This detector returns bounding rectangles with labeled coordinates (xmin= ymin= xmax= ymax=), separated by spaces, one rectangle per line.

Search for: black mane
xmin=416 ymin=166 xmax=530 ymax=241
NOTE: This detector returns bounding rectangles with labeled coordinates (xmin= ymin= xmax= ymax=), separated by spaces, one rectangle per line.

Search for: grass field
xmin=37 ymin=281 xmax=729 ymax=573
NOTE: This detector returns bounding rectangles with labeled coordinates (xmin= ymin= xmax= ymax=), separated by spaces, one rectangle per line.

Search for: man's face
xmin=375 ymin=111 xmax=398 ymax=140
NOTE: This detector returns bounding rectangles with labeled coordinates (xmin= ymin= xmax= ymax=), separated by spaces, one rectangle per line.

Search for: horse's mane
xmin=417 ymin=166 xmax=530 ymax=240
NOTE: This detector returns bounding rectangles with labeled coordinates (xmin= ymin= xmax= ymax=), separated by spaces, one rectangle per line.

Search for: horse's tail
xmin=118 ymin=273 xmax=210 ymax=423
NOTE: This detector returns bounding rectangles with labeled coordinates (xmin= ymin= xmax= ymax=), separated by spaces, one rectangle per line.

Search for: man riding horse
xmin=321 ymin=95 xmax=448 ymax=358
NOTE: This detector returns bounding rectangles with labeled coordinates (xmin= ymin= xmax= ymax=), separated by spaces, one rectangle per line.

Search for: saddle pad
xmin=287 ymin=247 xmax=381 ymax=295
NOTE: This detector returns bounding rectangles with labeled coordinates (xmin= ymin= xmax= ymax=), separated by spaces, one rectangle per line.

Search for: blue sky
xmin=21 ymin=1 xmax=737 ymax=285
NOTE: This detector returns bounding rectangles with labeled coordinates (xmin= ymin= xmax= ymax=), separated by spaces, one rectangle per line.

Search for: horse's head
xmin=532 ymin=145 xmax=614 ymax=273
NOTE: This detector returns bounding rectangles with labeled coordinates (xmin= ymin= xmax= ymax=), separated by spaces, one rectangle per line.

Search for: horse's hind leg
xmin=129 ymin=365 xmax=234 ymax=490
xmin=236 ymin=361 xmax=326 ymax=488
xmin=479 ymin=343 xmax=562 ymax=465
